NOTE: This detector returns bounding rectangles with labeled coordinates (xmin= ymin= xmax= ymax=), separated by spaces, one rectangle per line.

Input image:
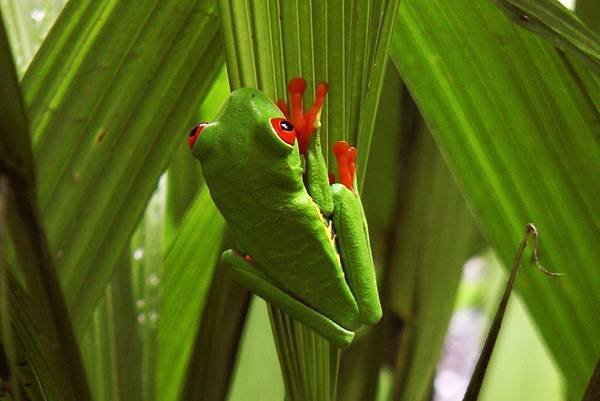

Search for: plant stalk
xmin=268 ymin=305 xmax=340 ymax=401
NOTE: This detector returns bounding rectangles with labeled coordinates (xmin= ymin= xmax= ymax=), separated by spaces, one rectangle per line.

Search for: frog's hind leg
xmin=331 ymin=141 xmax=383 ymax=325
xmin=220 ymin=249 xmax=355 ymax=348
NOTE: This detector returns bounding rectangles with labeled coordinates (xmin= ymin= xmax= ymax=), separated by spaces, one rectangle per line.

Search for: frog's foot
xmin=276 ymin=77 xmax=328 ymax=154
xmin=333 ymin=140 xmax=357 ymax=191
xmin=221 ymin=249 xmax=355 ymax=348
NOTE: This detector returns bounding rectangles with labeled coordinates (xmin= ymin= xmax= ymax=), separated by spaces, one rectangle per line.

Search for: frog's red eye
xmin=271 ymin=118 xmax=296 ymax=146
xmin=188 ymin=123 xmax=207 ymax=149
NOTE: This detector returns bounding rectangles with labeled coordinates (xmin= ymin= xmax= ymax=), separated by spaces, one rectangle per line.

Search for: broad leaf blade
xmin=493 ymin=0 xmax=600 ymax=72
xmin=158 ymin=70 xmax=230 ymax=401
xmin=2 ymin=269 xmax=62 ymax=401
xmin=386 ymin=124 xmax=483 ymax=401
xmin=80 ymin=251 xmax=143 ymax=401
xmin=391 ymin=1 xmax=600 ymax=398
xmin=157 ymin=187 xmax=226 ymax=401
xmin=337 ymin=68 xmax=483 ymax=401
xmin=21 ymin=0 xmax=224 ymax=336
xmin=576 ymin=0 xmax=599 ymax=33
xmin=0 ymin=11 xmax=89 ymax=400
xmin=178 ymin=268 xmax=251 ymax=401
xmin=226 ymin=298 xmax=285 ymax=401
xmin=0 ymin=182 xmax=26 ymax=401
xmin=107 ymin=255 xmax=144 ymax=401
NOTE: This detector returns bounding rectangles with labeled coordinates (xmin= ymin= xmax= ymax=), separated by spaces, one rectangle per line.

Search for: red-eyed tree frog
xmin=187 ymin=78 xmax=382 ymax=347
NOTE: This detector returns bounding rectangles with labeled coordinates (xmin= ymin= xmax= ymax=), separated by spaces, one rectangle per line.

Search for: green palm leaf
xmin=391 ymin=1 xmax=599 ymax=398
xmin=0 ymin=11 xmax=89 ymax=400
xmin=22 ymin=0 xmax=224 ymax=336
xmin=157 ymin=70 xmax=230 ymax=401
xmin=177 ymin=268 xmax=251 ymax=401
xmin=338 ymin=69 xmax=484 ymax=401
xmin=157 ymin=187 xmax=226 ymax=401
xmin=493 ymin=0 xmax=600 ymax=72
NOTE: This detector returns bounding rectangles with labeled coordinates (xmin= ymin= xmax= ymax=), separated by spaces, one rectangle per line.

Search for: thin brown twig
xmin=526 ymin=223 xmax=563 ymax=277
xmin=462 ymin=223 xmax=561 ymax=401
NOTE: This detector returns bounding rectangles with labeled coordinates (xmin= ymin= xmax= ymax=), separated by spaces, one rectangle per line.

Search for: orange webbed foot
xmin=333 ymin=141 xmax=357 ymax=191
xmin=276 ymin=77 xmax=328 ymax=154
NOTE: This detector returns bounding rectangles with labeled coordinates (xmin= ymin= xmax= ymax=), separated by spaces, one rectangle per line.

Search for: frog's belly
xmin=218 ymin=189 xmax=360 ymax=330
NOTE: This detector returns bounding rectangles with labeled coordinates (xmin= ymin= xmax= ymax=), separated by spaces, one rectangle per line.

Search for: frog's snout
xmin=188 ymin=123 xmax=208 ymax=149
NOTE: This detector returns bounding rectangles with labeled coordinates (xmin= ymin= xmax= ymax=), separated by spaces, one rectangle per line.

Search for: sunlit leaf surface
xmin=392 ymin=1 xmax=600 ymax=398
xmin=22 ymin=0 xmax=224 ymax=336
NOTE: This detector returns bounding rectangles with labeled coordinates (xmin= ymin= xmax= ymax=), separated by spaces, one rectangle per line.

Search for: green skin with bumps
xmin=190 ymin=86 xmax=382 ymax=347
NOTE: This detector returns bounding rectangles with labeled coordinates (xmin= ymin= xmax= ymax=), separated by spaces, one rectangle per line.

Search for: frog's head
xmin=188 ymin=88 xmax=299 ymax=163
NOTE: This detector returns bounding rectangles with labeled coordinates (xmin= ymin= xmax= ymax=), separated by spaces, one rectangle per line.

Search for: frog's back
xmin=206 ymin=161 xmax=360 ymax=331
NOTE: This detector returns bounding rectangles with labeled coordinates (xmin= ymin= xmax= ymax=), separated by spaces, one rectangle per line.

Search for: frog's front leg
xmin=220 ymin=249 xmax=355 ymax=347
xmin=331 ymin=141 xmax=383 ymax=325
xmin=277 ymin=78 xmax=334 ymax=216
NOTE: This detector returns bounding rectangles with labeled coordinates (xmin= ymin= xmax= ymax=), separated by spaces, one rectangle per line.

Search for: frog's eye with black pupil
xmin=188 ymin=126 xmax=199 ymax=137
xmin=188 ymin=123 xmax=207 ymax=149
xmin=271 ymin=118 xmax=296 ymax=146
xmin=280 ymin=120 xmax=293 ymax=131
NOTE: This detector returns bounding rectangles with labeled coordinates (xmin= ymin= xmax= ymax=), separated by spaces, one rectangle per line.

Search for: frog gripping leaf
xmin=188 ymin=78 xmax=382 ymax=347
